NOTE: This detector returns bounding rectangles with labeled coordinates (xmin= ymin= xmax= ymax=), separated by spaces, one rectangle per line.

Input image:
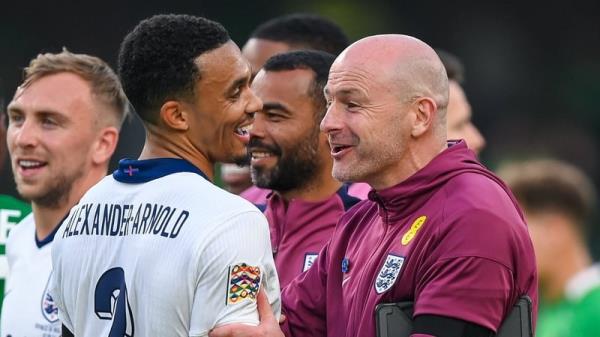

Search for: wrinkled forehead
xmin=325 ymin=55 xmax=391 ymax=95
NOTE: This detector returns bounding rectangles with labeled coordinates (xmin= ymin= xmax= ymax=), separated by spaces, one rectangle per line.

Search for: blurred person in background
xmin=221 ymin=163 xmax=256 ymax=195
xmin=249 ymin=50 xmax=360 ymax=287
xmin=242 ymin=13 xmax=350 ymax=77
xmin=499 ymin=159 xmax=600 ymax=337
xmin=348 ymin=49 xmax=486 ymax=199
xmin=0 ymin=49 xmax=125 ymax=337
xmin=221 ymin=13 xmax=350 ymax=201
xmin=0 ymin=90 xmax=31 ymax=321
xmin=437 ymin=49 xmax=486 ymax=155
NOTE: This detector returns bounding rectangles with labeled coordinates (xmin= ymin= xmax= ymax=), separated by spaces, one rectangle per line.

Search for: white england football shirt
xmin=1 ymin=214 xmax=61 ymax=337
xmin=50 ymin=158 xmax=281 ymax=337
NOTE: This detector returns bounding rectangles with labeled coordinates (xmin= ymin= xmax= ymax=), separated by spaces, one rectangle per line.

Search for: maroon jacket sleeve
xmin=414 ymin=256 xmax=514 ymax=331
xmin=280 ymin=242 xmax=329 ymax=337
xmin=413 ymin=209 xmax=524 ymax=332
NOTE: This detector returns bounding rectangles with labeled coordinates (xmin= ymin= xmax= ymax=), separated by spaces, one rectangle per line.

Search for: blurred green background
xmin=1 ymin=0 xmax=599 ymax=252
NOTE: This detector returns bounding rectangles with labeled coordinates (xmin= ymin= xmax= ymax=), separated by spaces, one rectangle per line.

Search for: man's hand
xmin=209 ymin=290 xmax=285 ymax=337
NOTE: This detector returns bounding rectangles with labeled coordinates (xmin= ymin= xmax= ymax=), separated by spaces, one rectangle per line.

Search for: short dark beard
xmin=250 ymin=128 xmax=321 ymax=193
xmin=19 ymin=170 xmax=82 ymax=209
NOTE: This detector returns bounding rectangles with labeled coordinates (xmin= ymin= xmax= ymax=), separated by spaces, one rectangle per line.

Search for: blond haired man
xmin=1 ymin=49 xmax=127 ymax=336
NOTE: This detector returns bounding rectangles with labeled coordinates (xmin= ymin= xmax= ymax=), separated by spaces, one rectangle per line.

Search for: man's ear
xmin=91 ymin=126 xmax=119 ymax=165
xmin=160 ymin=100 xmax=190 ymax=131
xmin=411 ymin=97 xmax=437 ymax=137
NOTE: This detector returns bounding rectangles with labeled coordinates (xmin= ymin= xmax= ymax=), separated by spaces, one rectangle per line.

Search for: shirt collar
xmin=113 ymin=158 xmax=209 ymax=184
xmin=565 ymin=264 xmax=600 ymax=300
xmin=35 ymin=214 xmax=67 ymax=248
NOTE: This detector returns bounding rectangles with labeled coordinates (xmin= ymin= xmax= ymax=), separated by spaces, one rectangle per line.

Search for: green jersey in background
xmin=0 ymin=194 xmax=31 ymax=316
xmin=536 ymin=265 xmax=600 ymax=337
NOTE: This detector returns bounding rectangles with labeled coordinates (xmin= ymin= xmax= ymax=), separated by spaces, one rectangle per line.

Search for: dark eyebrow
xmin=38 ymin=110 xmax=69 ymax=120
xmin=262 ymin=102 xmax=291 ymax=116
xmin=6 ymin=104 xmax=23 ymax=114
xmin=226 ymin=76 xmax=248 ymax=94
xmin=229 ymin=62 xmax=253 ymax=92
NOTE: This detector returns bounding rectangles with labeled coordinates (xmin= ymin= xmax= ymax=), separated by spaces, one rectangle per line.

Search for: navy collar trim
xmin=336 ymin=183 xmax=361 ymax=211
xmin=35 ymin=214 xmax=67 ymax=249
xmin=113 ymin=158 xmax=209 ymax=184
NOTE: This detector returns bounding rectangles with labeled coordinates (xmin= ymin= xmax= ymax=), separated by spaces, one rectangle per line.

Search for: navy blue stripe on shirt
xmin=35 ymin=214 xmax=68 ymax=248
xmin=113 ymin=158 xmax=209 ymax=184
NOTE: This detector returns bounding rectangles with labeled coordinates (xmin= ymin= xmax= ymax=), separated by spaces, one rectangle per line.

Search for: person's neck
xmin=32 ymin=202 xmax=71 ymax=240
xmin=32 ymin=166 xmax=109 ymax=241
xmin=140 ymin=128 xmax=214 ymax=181
xmin=279 ymin=161 xmax=342 ymax=202
xmin=543 ymin=241 xmax=592 ymax=302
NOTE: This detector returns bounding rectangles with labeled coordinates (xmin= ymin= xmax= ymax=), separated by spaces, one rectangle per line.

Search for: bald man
xmin=210 ymin=34 xmax=537 ymax=337
xmin=347 ymin=49 xmax=487 ymax=200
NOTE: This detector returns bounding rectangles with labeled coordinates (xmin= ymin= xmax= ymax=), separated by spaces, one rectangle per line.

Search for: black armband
xmin=412 ymin=314 xmax=493 ymax=337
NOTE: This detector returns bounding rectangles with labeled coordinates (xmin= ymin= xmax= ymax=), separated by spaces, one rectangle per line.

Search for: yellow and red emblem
xmin=401 ymin=215 xmax=427 ymax=245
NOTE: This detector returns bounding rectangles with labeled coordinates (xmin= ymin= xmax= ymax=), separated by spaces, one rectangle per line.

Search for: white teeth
xmin=19 ymin=160 xmax=44 ymax=168
xmin=251 ymin=152 xmax=272 ymax=159
xmin=236 ymin=124 xmax=253 ymax=135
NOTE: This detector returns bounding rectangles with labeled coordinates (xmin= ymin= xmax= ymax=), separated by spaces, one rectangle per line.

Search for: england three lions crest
xmin=41 ymin=274 xmax=59 ymax=323
xmin=374 ymin=254 xmax=405 ymax=294
xmin=303 ymin=253 xmax=318 ymax=272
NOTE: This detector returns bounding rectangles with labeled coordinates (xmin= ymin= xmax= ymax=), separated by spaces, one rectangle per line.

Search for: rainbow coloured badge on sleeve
xmin=226 ymin=263 xmax=261 ymax=305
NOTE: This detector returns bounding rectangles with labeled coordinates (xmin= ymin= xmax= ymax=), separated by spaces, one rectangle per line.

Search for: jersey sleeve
xmin=413 ymin=209 xmax=520 ymax=332
xmin=280 ymin=241 xmax=329 ymax=337
xmin=188 ymin=210 xmax=281 ymax=337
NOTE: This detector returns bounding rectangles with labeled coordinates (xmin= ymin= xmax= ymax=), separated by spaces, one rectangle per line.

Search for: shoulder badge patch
xmin=303 ymin=253 xmax=318 ymax=272
xmin=401 ymin=215 xmax=427 ymax=245
xmin=226 ymin=263 xmax=261 ymax=305
xmin=41 ymin=274 xmax=59 ymax=323
xmin=374 ymin=254 xmax=405 ymax=294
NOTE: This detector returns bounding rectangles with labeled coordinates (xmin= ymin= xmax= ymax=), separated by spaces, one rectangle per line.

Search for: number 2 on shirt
xmin=94 ymin=267 xmax=135 ymax=336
